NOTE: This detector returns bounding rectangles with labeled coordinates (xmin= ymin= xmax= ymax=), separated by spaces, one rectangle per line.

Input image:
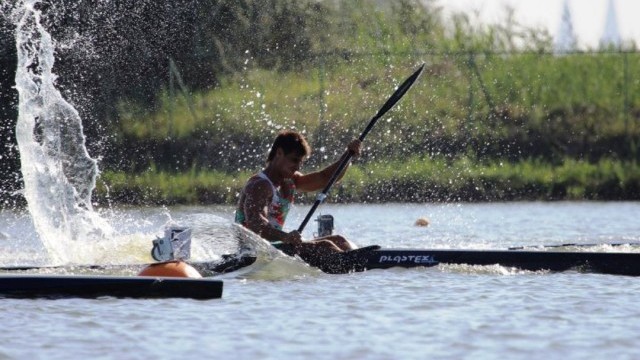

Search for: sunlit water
xmin=2 ymin=202 xmax=640 ymax=359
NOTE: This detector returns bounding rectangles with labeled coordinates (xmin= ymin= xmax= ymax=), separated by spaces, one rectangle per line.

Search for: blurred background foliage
xmin=1 ymin=0 xmax=638 ymax=206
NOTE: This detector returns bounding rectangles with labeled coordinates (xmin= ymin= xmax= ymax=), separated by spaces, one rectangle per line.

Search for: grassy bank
xmin=3 ymin=0 xmax=640 ymax=209
xmin=103 ymin=52 xmax=640 ymax=205
xmin=105 ymin=1 xmax=639 ymax=181
xmin=93 ymin=157 xmax=640 ymax=206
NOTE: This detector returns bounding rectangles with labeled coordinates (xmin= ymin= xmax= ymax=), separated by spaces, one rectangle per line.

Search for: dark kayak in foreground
xmin=0 ymin=274 xmax=223 ymax=300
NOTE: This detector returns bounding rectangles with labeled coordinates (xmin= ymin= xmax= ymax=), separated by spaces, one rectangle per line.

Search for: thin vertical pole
xmin=318 ymin=55 xmax=326 ymax=153
xmin=169 ymin=58 xmax=175 ymax=133
xmin=623 ymin=51 xmax=629 ymax=136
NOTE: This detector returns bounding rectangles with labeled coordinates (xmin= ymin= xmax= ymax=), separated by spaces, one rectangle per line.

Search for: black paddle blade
xmin=297 ymin=63 xmax=425 ymax=233
xmin=361 ymin=63 xmax=425 ymax=140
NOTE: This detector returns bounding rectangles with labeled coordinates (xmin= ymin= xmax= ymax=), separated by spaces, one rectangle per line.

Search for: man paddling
xmin=235 ymin=130 xmax=361 ymax=256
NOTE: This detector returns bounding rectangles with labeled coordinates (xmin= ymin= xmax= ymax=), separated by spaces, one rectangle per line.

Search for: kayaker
xmin=235 ymin=130 xmax=361 ymax=255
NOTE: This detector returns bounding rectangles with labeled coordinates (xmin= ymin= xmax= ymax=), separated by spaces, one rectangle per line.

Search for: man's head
xmin=267 ymin=130 xmax=311 ymax=163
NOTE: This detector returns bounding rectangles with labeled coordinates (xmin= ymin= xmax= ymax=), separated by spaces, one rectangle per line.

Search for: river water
xmin=1 ymin=201 xmax=639 ymax=359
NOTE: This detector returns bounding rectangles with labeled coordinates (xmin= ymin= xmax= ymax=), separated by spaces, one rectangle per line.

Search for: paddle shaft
xmin=297 ymin=64 xmax=425 ymax=233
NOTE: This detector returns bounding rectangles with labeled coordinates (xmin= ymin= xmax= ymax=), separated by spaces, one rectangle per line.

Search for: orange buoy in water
xmin=138 ymin=261 xmax=202 ymax=278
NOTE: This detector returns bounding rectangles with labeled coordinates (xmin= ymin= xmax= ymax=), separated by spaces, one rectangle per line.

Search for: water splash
xmin=12 ymin=0 xmax=113 ymax=263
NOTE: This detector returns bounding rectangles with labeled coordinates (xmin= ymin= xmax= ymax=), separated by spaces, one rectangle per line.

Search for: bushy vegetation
xmin=96 ymin=156 xmax=640 ymax=205
xmin=2 ymin=0 xmax=639 ymax=207
xmin=106 ymin=50 xmax=640 ymax=202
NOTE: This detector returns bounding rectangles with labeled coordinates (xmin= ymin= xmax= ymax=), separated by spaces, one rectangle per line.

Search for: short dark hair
xmin=267 ymin=130 xmax=311 ymax=162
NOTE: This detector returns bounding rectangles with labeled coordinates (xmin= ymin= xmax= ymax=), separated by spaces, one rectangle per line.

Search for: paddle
xmin=297 ymin=63 xmax=425 ymax=233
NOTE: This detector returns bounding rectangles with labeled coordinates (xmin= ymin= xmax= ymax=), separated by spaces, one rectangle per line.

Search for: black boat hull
xmin=364 ymin=249 xmax=640 ymax=276
xmin=283 ymin=246 xmax=640 ymax=276
xmin=0 ymin=274 xmax=223 ymax=299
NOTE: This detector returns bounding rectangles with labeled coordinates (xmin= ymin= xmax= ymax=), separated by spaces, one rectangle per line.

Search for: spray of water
xmin=5 ymin=0 xmax=327 ymax=276
xmin=12 ymin=0 xmax=113 ymax=263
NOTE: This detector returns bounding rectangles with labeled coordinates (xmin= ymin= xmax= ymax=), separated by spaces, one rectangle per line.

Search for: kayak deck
xmin=285 ymin=246 xmax=640 ymax=276
xmin=3 ymin=247 xmax=640 ymax=279
xmin=363 ymin=248 xmax=640 ymax=276
xmin=0 ymin=274 xmax=223 ymax=299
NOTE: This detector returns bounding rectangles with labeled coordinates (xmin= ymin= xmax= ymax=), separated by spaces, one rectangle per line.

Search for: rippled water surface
xmin=2 ymin=202 xmax=640 ymax=359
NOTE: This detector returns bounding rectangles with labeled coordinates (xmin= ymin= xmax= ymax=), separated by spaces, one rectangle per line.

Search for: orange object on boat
xmin=138 ymin=261 xmax=202 ymax=278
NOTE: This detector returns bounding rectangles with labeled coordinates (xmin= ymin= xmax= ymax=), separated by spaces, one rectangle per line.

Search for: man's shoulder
xmin=245 ymin=175 xmax=273 ymax=194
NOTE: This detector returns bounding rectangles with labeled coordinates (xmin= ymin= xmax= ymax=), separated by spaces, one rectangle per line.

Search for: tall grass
xmin=95 ymin=157 xmax=640 ymax=205
xmin=102 ymin=0 xmax=640 ymax=204
xmin=96 ymin=167 xmax=250 ymax=205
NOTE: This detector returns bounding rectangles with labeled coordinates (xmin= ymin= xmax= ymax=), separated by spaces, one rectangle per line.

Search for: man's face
xmin=277 ymin=149 xmax=305 ymax=177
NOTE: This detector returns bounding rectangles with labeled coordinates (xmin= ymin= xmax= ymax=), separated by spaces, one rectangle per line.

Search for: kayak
xmin=364 ymin=248 xmax=640 ymax=276
xmin=233 ymin=245 xmax=640 ymax=276
xmin=179 ymin=244 xmax=640 ymax=276
xmin=4 ymin=245 xmax=640 ymax=280
xmin=0 ymin=274 xmax=223 ymax=299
